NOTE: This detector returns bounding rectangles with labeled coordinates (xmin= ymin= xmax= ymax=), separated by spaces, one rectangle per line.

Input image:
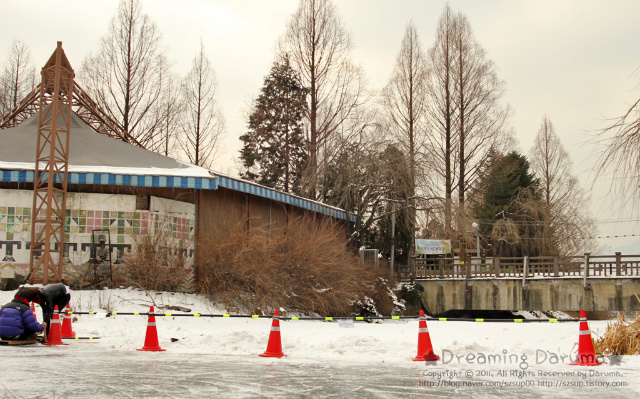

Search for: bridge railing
xmin=413 ymin=252 xmax=640 ymax=280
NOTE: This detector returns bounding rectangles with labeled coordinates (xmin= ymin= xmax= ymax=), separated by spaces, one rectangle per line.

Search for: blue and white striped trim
xmin=216 ymin=175 xmax=358 ymax=223
xmin=0 ymin=169 xmax=218 ymax=190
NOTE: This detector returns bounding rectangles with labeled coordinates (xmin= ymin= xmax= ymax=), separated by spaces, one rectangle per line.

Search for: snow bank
xmin=0 ymin=287 xmax=634 ymax=367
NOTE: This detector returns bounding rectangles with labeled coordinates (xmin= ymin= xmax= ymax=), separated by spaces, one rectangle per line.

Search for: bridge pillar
xmin=581 ymin=283 xmax=595 ymax=311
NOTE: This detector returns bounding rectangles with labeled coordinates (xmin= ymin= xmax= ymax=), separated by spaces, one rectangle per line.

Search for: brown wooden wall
xmin=196 ymin=187 xmax=349 ymax=241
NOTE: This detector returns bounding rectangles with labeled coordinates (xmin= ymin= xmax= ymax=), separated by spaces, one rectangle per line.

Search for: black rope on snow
xmin=57 ymin=311 xmax=578 ymax=323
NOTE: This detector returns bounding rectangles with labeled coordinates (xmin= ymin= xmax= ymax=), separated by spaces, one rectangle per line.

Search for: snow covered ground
xmin=1 ymin=287 xmax=639 ymax=398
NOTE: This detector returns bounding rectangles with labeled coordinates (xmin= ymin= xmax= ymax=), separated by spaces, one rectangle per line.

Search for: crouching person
xmin=35 ymin=283 xmax=71 ymax=335
xmin=0 ymin=288 xmax=45 ymax=341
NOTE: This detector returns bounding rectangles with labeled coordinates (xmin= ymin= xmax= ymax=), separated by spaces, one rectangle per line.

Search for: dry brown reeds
xmin=196 ymin=215 xmax=377 ymax=316
xmin=593 ymin=310 xmax=640 ymax=356
xmin=118 ymin=225 xmax=189 ymax=292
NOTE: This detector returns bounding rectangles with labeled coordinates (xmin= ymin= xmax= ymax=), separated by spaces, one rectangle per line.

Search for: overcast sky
xmin=1 ymin=0 xmax=640 ymax=250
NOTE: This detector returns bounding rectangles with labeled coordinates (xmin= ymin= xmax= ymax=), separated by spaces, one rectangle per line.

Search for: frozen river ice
xmin=1 ymin=344 xmax=638 ymax=399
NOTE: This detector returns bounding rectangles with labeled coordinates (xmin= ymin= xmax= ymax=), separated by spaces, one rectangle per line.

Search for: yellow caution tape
xmin=112 ymin=312 xmax=118 ymax=315
xmin=223 ymin=314 xmax=230 ymax=318
xmin=251 ymin=315 xmax=259 ymax=318
xmin=549 ymin=319 xmax=558 ymax=322
xmin=325 ymin=317 xmax=333 ymax=321
xmin=356 ymin=317 xmax=364 ymax=321
xmin=133 ymin=312 xmax=139 ymax=315
xmin=514 ymin=319 xmax=523 ymax=322
xmin=291 ymin=317 xmax=299 ymax=320
xmin=165 ymin=313 xmax=172 ymax=317
xmin=194 ymin=314 xmax=201 ymax=317
xmin=475 ymin=318 xmax=484 ymax=322
xmin=391 ymin=316 xmax=400 ymax=320
xmin=439 ymin=318 xmax=447 ymax=321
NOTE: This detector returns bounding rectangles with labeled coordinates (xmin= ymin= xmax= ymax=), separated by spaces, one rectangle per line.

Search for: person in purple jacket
xmin=0 ymin=287 xmax=45 ymax=341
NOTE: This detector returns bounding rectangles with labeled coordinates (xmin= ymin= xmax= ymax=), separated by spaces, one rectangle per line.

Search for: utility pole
xmin=390 ymin=205 xmax=396 ymax=277
xmin=472 ymin=222 xmax=480 ymax=257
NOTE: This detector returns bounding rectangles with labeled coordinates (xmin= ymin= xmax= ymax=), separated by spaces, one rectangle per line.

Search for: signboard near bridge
xmin=415 ymin=239 xmax=452 ymax=255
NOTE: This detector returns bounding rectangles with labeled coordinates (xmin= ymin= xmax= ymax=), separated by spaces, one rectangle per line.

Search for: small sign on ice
xmin=338 ymin=319 xmax=354 ymax=328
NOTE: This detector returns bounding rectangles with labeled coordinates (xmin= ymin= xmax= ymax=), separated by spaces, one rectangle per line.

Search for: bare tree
xmin=79 ymin=0 xmax=168 ymax=148
xmin=531 ymin=117 xmax=597 ymax=255
xmin=592 ymin=69 xmax=640 ymax=208
xmin=151 ymin=71 xmax=182 ymax=158
xmin=381 ymin=21 xmax=429 ymax=252
xmin=0 ymin=39 xmax=36 ymax=115
xmin=452 ymin=11 xmax=512 ymax=257
xmin=453 ymin=13 xmax=511 ymax=209
xmin=179 ymin=40 xmax=225 ymax=168
xmin=425 ymin=5 xmax=456 ymax=237
xmin=279 ymin=0 xmax=366 ymax=198
xmin=425 ymin=5 xmax=513 ymax=243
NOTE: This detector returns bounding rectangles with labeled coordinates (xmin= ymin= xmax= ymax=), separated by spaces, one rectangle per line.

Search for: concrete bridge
xmin=412 ymin=253 xmax=640 ymax=313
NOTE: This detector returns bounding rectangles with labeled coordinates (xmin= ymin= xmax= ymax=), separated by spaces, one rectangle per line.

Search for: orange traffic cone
xmin=413 ymin=310 xmax=440 ymax=361
xmin=61 ymin=303 xmax=76 ymax=338
xmin=137 ymin=306 xmax=166 ymax=352
xmin=45 ymin=305 xmax=68 ymax=346
xmin=570 ymin=310 xmax=602 ymax=366
xmin=259 ymin=309 xmax=286 ymax=358
xmin=30 ymin=302 xmax=38 ymax=322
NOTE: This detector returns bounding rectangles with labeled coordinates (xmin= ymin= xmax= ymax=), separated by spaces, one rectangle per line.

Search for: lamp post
xmin=390 ymin=204 xmax=395 ymax=277
xmin=472 ymin=222 xmax=481 ymax=257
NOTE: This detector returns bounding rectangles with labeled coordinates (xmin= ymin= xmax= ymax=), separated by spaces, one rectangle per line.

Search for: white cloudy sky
xmin=1 ymin=0 xmax=640 ymax=249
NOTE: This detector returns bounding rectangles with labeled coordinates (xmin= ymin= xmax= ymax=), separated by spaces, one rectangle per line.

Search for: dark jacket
xmin=39 ymin=283 xmax=71 ymax=326
xmin=0 ymin=298 xmax=44 ymax=337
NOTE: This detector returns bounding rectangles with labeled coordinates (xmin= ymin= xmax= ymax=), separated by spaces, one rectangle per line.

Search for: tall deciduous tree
xmin=0 ymin=39 xmax=36 ymax=115
xmin=452 ymin=11 xmax=511 ymax=258
xmin=152 ymin=71 xmax=183 ymax=158
xmin=180 ymin=41 xmax=225 ymax=168
xmin=79 ymin=0 xmax=168 ymax=148
xmin=240 ymin=56 xmax=308 ymax=194
xmin=279 ymin=0 xmax=366 ymax=199
xmin=426 ymin=5 xmax=512 ymax=244
xmin=530 ymin=117 xmax=597 ymax=255
xmin=381 ymin=21 xmax=428 ymax=251
xmin=425 ymin=5 xmax=456 ymax=237
xmin=453 ymin=13 xmax=510 ymax=214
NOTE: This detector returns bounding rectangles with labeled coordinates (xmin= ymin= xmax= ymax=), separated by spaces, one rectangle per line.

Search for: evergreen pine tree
xmin=471 ymin=151 xmax=546 ymax=256
xmin=240 ymin=56 xmax=308 ymax=194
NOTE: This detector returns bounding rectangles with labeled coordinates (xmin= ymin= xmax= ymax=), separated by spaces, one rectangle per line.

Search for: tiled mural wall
xmin=0 ymin=189 xmax=196 ymax=290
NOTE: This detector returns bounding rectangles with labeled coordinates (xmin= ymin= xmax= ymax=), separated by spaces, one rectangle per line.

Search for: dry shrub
xmin=594 ymin=312 xmax=640 ymax=356
xmin=118 ymin=227 xmax=189 ymax=292
xmin=197 ymin=216 xmax=375 ymax=316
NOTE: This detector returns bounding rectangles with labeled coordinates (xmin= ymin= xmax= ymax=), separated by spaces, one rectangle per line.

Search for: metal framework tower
xmin=28 ymin=42 xmax=75 ymax=284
